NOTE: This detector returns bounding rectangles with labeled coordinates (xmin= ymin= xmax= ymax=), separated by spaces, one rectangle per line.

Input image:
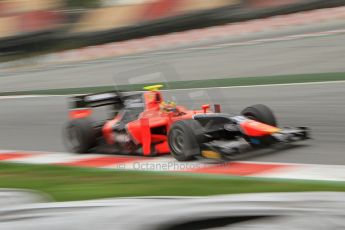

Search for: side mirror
xmin=201 ymin=104 xmax=210 ymax=113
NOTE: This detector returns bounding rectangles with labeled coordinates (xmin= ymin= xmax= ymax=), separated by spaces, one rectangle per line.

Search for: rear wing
xmin=69 ymin=91 xmax=145 ymax=119
xmin=69 ymin=91 xmax=125 ymax=119
xmin=70 ymin=91 xmax=124 ymax=109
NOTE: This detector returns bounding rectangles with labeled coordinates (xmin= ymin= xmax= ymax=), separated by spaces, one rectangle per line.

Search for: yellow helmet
xmin=143 ymin=84 xmax=163 ymax=91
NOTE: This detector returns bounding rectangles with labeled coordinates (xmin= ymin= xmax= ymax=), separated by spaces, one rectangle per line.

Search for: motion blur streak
xmin=0 ymin=192 xmax=345 ymax=230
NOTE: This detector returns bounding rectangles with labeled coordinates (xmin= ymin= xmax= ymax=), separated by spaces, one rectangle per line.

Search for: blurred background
xmin=0 ymin=0 xmax=344 ymax=59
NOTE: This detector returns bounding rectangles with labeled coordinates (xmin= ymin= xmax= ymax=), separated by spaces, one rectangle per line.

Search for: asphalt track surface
xmin=0 ymin=22 xmax=344 ymax=165
xmin=0 ymin=20 xmax=345 ymax=92
xmin=0 ymin=81 xmax=344 ymax=165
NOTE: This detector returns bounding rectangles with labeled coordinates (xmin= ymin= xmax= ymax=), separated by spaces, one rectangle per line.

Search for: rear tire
xmin=168 ymin=120 xmax=201 ymax=161
xmin=64 ymin=118 xmax=97 ymax=153
xmin=241 ymin=104 xmax=277 ymax=126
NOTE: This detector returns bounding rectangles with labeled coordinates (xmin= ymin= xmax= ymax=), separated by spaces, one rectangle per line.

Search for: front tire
xmin=241 ymin=104 xmax=277 ymax=126
xmin=64 ymin=118 xmax=97 ymax=153
xmin=168 ymin=120 xmax=201 ymax=161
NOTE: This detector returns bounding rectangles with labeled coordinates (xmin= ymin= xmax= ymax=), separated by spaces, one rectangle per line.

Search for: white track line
xmin=169 ymin=80 xmax=345 ymax=92
xmin=1 ymin=79 xmax=345 ymax=99
xmin=0 ymin=95 xmax=67 ymax=99
xmin=184 ymin=29 xmax=345 ymax=51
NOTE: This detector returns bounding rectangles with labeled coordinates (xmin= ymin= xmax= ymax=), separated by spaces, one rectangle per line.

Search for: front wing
xmin=200 ymin=127 xmax=310 ymax=160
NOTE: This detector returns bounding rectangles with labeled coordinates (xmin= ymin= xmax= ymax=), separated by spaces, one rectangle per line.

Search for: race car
xmin=64 ymin=85 xmax=310 ymax=161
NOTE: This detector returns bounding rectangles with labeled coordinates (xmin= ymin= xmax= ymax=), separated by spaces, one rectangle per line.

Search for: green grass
xmin=1 ymin=72 xmax=345 ymax=96
xmin=0 ymin=163 xmax=345 ymax=201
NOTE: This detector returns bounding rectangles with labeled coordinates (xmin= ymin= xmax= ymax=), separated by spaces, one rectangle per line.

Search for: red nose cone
xmin=240 ymin=120 xmax=280 ymax=137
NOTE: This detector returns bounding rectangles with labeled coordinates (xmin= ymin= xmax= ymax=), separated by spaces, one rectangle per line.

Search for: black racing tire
xmin=168 ymin=120 xmax=202 ymax=161
xmin=241 ymin=104 xmax=277 ymax=127
xmin=64 ymin=118 xmax=97 ymax=153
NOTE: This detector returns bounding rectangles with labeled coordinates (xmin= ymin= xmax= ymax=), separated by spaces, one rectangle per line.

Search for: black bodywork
xmin=189 ymin=113 xmax=310 ymax=160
